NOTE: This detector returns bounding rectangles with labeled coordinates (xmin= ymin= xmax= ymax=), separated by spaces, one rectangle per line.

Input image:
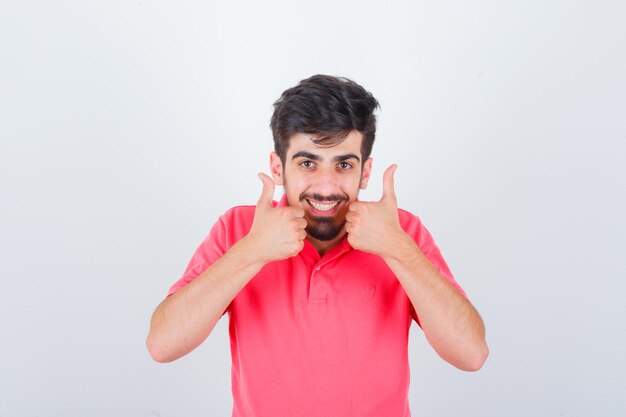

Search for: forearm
xmin=146 ymin=236 xmax=264 ymax=363
xmin=383 ymin=233 xmax=489 ymax=371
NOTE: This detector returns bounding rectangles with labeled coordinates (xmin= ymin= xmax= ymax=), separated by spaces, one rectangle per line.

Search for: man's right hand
xmin=245 ymin=173 xmax=307 ymax=263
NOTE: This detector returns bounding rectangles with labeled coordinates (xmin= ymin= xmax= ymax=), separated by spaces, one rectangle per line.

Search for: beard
xmin=306 ymin=216 xmax=346 ymax=241
xmin=300 ymin=191 xmax=349 ymax=241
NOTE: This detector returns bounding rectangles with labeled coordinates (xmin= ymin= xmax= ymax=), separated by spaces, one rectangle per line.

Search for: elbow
xmin=146 ymin=302 xmax=180 ymax=363
xmin=460 ymin=341 xmax=489 ymax=372
xmin=146 ymin=332 xmax=174 ymax=364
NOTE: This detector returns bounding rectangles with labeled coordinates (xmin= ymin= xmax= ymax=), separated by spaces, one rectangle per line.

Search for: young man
xmin=147 ymin=75 xmax=488 ymax=417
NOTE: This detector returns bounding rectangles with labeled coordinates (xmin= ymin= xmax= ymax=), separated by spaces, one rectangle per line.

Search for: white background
xmin=1 ymin=1 xmax=625 ymax=416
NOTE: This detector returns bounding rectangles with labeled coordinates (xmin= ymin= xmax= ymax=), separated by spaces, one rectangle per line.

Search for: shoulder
xmin=213 ymin=204 xmax=257 ymax=241
xmin=397 ymin=207 xmax=424 ymax=233
xmin=219 ymin=197 xmax=283 ymax=224
xmin=397 ymin=207 xmax=420 ymax=222
xmin=396 ymin=207 xmax=437 ymax=249
xmin=219 ymin=204 xmax=256 ymax=224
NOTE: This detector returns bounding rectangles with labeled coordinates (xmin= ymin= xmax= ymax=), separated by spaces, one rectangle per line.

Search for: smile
xmin=307 ymin=199 xmax=339 ymax=212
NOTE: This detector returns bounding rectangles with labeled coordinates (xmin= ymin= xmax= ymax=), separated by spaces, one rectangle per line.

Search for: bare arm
xmin=383 ymin=236 xmax=488 ymax=371
xmin=346 ymin=164 xmax=488 ymax=371
xmin=146 ymin=236 xmax=264 ymax=363
xmin=146 ymin=173 xmax=306 ymax=363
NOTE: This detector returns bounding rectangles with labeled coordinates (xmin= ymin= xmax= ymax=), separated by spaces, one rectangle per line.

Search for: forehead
xmin=286 ymin=130 xmax=363 ymax=158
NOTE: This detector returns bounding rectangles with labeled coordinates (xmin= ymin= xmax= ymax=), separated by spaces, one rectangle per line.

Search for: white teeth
xmin=308 ymin=200 xmax=339 ymax=211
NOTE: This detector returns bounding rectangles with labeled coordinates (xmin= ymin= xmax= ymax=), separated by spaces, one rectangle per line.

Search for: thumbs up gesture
xmin=246 ymin=173 xmax=308 ymax=263
xmin=345 ymin=164 xmax=408 ymax=257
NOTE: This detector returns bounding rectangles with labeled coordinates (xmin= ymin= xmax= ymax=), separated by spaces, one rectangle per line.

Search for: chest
xmin=230 ymin=252 xmax=413 ymax=347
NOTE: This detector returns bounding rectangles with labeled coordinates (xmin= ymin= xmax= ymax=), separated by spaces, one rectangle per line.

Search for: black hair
xmin=270 ymin=74 xmax=380 ymax=165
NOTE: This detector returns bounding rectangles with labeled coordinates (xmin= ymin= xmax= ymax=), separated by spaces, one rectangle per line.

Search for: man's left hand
xmin=345 ymin=164 xmax=410 ymax=257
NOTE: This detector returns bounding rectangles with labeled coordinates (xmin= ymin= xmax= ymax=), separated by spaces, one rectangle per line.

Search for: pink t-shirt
xmin=167 ymin=196 xmax=467 ymax=417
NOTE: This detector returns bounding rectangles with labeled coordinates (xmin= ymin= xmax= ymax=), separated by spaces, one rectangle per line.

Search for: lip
xmin=306 ymin=198 xmax=342 ymax=216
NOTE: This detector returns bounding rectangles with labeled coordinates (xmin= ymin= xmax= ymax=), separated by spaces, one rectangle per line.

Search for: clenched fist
xmin=246 ymin=173 xmax=307 ymax=263
xmin=345 ymin=164 xmax=409 ymax=257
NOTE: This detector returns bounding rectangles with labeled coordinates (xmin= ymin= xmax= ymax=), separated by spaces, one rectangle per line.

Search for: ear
xmin=359 ymin=157 xmax=373 ymax=189
xmin=269 ymin=152 xmax=284 ymax=186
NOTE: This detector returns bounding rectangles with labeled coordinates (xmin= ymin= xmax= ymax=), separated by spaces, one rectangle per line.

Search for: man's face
xmin=270 ymin=130 xmax=372 ymax=243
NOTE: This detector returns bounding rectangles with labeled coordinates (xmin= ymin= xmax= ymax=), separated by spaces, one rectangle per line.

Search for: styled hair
xmin=270 ymin=74 xmax=380 ymax=165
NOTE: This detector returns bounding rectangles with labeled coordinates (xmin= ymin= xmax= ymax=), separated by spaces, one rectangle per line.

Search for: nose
xmin=309 ymin=166 xmax=343 ymax=197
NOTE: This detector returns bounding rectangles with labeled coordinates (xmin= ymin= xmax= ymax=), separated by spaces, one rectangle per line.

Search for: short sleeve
xmin=167 ymin=202 xmax=255 ymax=297
xmin=164 ymin=211 xmax=235 ymax=315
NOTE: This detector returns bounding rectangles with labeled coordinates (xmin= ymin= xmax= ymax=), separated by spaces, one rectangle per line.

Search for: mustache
xmin=299 ymin=193 xmax=349 ymax=202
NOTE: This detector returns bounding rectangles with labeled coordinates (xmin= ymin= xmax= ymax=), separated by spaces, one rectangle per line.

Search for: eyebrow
xmin=333 ymin=153 xmax=361 ymax=163
xmin=291 ymin=151 xmax=360 ymax=164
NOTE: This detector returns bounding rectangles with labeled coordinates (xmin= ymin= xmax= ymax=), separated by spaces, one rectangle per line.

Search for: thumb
xmin=381 ymin=164 xmax=398 ymax=204
xmin=256 ymin=173 xmax=276 ymax=208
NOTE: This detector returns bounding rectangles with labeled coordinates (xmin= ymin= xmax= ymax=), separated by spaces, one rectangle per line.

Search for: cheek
xmin=342 ymin=176 xmax=362 ymax=196
xmin=284 ymin=174 xmax=308 ymax=201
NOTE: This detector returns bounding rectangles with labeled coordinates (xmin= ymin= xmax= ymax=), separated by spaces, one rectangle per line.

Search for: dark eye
xmin=301 ymin=160 xmax=315 ymax=169
xmin=338 ymin=162 xmax=352 ymax=170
